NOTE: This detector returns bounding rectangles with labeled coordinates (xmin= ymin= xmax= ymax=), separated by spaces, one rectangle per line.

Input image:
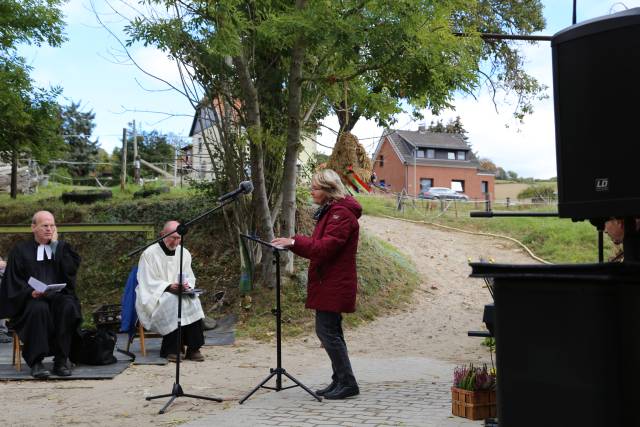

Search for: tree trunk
xmin=281 ymin=4 xmax=307 ymax=274
xmin=10 ymin=149 xmax=18 ymax=199
xmin=335 ymin=101 xmax=361 ymax=133
xmin=233 ymin=53 xmax=276 ymax=287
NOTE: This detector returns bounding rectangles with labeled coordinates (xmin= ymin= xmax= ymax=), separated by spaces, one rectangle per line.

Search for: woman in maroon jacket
xmin=272 ymin=169 xmax=362 ymax=400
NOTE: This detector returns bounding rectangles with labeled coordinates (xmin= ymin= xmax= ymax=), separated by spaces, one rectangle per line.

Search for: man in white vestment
xmin=136 ymin=220 xmax=205 ymax=361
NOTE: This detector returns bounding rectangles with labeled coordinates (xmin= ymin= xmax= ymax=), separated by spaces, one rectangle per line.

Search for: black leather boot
xmin=315 ymin=381 xmax=338 ymax=396
xmin=324 ymin=383 xmax=360 ymax=399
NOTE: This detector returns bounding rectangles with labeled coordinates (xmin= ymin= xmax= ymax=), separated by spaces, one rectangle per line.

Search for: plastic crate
xmin=92 ymin=304 xmax=122 ymax=331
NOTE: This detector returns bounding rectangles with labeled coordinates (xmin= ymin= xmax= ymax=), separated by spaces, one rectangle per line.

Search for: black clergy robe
xmin=0 ymin=239 xmax=82 ymax=366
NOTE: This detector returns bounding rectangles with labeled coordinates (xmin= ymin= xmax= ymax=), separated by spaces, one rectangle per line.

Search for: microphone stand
xmin=128 ymin=196 xmax=239 ymax=414
xmin=238 ymin=234 xmax=321 ymax=404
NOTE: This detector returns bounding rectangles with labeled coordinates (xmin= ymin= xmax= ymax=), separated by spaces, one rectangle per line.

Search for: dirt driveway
xmin=352 ymin=215 xmax=538 ymax=363
xmin=1 ymin=214 xmax=537 ymax=426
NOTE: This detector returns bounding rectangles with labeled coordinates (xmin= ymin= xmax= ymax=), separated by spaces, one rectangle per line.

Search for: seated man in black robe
xmin=0 ymin=210 xmax=82 ymax=378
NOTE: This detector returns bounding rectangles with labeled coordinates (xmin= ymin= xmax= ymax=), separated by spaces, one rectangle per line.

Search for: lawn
xmin=356 ymin=193 xmax=616 ymax=264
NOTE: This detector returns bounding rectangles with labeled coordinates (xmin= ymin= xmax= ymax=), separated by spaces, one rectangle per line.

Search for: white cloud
xmin=130 ymin=47 xmax=186 ymax=91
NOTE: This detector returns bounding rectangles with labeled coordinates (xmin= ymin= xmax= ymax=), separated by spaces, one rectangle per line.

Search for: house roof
xmin=188 ymin=107 xmax=217 ymax=137
xmin=394 ymin=130 xmax=470 ymax=150
xmin=373 ymin=129 xmax=483 ymax=170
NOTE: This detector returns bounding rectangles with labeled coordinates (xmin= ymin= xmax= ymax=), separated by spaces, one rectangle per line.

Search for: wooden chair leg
xmin=138 ymin=322 xmax=146 ymax=357
xmin=12 ymin=331 xmax=21 ymax=372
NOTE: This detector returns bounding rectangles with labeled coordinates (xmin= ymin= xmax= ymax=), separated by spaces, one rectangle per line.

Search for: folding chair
xmin=121 ymin=266 xmax=160 ymax=357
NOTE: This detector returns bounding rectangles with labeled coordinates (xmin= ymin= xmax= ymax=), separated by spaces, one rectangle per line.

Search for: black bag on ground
xmin=70 ymin=328 xmax=117 ymax=365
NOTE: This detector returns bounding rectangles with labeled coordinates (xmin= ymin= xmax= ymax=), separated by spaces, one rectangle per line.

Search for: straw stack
xmin=326 ymin=131 xmax=372 ymax=182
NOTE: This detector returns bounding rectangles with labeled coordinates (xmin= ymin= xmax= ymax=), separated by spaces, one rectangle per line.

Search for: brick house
xmin=372 ymin=126 xmax=495 ymax=199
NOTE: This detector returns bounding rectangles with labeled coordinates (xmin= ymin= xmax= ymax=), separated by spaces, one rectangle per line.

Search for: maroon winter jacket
xmin=291 ymin=196 xmax=362 ymax=313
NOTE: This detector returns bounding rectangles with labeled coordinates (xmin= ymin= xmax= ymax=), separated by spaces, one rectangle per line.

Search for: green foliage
xmin=0 ymin=0 xmax=67 ymax=197
xmin=428 ymin=116 xmax=469 ymax=140
xmin=123 ymin=0 xmax=547 ymax=266
xmin=0 ymin=56 xmax=64 ymax=163
xmin=0 ymin=0 xmax=66 ymax=50
xmin=60 ymin=101 xmax=100 ymax=177
xmin=517 ymin=184 xmax=557 ymax=200
xmin=111 ymin=129 xmax=177 ymax=179
xmin=50 ymin=165 xmax=73 ymax=184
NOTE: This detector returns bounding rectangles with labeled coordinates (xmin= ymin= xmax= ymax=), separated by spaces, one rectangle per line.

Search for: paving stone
xmin=184 ymin=357 xmax=485 ymax=427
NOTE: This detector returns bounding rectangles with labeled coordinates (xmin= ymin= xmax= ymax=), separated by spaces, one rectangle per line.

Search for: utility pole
xmin=173 ymin=146 xmax=178 ymax=187
xmin=132 ymin=119 xmax=140 ymax=185
xmin=120 ymin=127 xmax=127 ymax=190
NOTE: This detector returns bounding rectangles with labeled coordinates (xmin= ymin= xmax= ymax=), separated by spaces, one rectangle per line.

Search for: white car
xmin=419 ymin=187 xmax=469 ymax=200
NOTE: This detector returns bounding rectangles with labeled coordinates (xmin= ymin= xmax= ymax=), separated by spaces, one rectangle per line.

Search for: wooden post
xmin=485 ymin=192 xmax=492 ymax=212
xmin=10 ymin=149 xmax=17 ymax=199
xmin=132 ymin=120 xmax=140 ymax=185
xmin=120 ymin=128 xmax=127 ymax=191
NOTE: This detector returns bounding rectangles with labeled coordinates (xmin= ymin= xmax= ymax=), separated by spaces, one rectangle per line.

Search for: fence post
xmin=506 ymin=197 xmax=510 ymax=208
xmin=485 ymin=192 xmax=492 ymax=212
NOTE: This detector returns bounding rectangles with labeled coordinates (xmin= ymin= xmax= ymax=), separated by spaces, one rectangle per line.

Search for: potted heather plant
xmin=451 ymin=364 xmax=497 ymax=421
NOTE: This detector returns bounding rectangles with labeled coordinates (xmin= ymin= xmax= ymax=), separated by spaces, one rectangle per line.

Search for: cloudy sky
xmin=20 ymin=0 xmax=640 ymax=179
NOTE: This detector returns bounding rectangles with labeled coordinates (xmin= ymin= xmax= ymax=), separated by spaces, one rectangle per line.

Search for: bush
xmin=517 ymin=184 xmax=557 ymax=201
xmin=133 ymin=186 xmax=170 ymax=199
xmin=50 ymin=167 xmax=73 ymax=184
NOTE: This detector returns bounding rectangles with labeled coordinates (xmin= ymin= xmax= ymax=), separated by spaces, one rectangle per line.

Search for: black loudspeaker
xmin=552 ymin=8 xmax=640 ymax=220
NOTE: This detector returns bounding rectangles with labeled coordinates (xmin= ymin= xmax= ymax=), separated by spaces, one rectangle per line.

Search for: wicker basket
xmin=92 ymin=304 xmax=122 ymax=332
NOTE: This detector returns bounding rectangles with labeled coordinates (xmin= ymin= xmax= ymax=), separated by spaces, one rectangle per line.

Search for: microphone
xmin=218 ymin=181 xmax=254 ymax=202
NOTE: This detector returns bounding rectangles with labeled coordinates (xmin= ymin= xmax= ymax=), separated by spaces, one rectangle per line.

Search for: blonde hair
xmin=312 ymin=169 xmax=346 ymax=202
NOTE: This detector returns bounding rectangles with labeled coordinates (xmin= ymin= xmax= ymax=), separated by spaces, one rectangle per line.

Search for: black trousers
xmin=315 ymin=310 xmax=357 ymax=387
xmin=160 ymin=319 xmax=204 ymax=357
xmin=15 ymin=293 xmax=81 ymax=366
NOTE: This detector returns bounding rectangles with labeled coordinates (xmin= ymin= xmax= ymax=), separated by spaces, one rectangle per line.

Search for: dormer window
xmin=426 ymin=149 xmax=435 ymax=159
xmin=447 ymin=152 xmax=455 ymax=160
xmin=457 ymin=151 xmax=466 ymax=160
xmin=416 ymin=149 xmax=425 ymax=158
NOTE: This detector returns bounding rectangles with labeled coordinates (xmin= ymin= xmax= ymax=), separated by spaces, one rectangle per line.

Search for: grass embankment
xmin=238 ymin=232 xmax=421 ymax=340
xmin=0 ymin=183 xmax=422 ymax=338
xmin=357 ymin=194 xmax=616 ymax=264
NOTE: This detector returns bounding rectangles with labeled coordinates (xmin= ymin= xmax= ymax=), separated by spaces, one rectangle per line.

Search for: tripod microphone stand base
xmin=239 ymin=368 xmax=321 ymax=404
xmin=147 ymin=382 xmax=223 ymax=414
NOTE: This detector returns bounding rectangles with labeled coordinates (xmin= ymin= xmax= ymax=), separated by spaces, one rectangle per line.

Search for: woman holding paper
xmin=0 ymin=210 xmax=82 ymax=379
xmin=272 ymin=169 xmax=362 ymax=400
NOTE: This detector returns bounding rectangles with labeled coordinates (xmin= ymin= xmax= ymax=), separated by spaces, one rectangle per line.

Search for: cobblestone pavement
xmin=185 ymin=357 xmax=483 ymax=427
